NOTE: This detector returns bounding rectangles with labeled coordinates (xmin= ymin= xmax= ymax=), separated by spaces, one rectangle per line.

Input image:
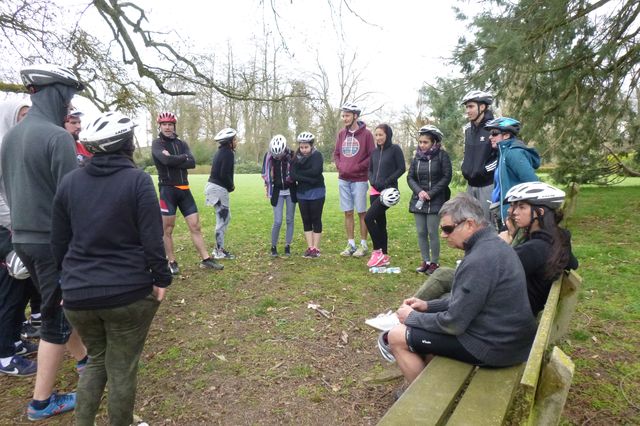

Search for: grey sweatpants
xmin=272 ymin=194 xmax=296 ymax=246
xmin=414 ymin=213 xmax=441 ymax=263
xmin=466 ymin=184 xmax=493 ymax=221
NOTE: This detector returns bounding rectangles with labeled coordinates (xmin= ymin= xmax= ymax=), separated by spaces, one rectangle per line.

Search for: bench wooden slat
xmin=446 ymin=364 xmax=525 ymax=426
xmin=378 ymin=357 xmax=475 ymax=426
xmin=550 ymin=271 xmax=582 ymax=345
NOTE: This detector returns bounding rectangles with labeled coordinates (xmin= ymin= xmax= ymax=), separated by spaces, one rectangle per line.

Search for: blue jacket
xmin=492 ymin=138 xmax=540 ymax=221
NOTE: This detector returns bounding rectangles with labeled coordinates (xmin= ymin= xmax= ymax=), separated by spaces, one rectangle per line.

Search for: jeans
xmin=65 ymin=294 xmax=160 ymax=426
xmin=414 ymin=213 xmax=441 ymax=263
xmin=271 ymin=194 xmax=296 ymax=246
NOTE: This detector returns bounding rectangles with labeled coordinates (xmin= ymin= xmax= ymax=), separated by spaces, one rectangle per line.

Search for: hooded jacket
xmin=0 ymin=98 xmax=31 ymax=228
xmin=333 ymin=121 xmax=375 ymax=181
xmin=493 ymin=137 xmax=540 ymax=221
xmin=261 ymin=149 xmax=297 ymax=206
xmin=461 ymin=109 xmax=496 ymax=187
xmin=1 ymin=84 xmax=78 ymax=244
xmin=151 ymin=133 xmax=196 ymax=186
xmin=407 ymin=148 xmax=452 ymax=214
xmin=368 ymin=126 xmax=406 ymax=192
xmin=51 ymin=154 xmax=171 ymax=310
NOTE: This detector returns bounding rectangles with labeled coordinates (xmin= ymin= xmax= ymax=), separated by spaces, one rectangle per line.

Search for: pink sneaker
xmin=376 ymin=254 xmax=391 ymax=267
xmin=367 ymin=249 xmax=384 ymax=267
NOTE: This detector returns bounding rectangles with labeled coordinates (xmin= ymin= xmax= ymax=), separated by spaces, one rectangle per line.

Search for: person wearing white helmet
xmin=292 ymin=132 xmax=325 ymax=258
xmin=51 ymin=111 xmax=172 ymax=426
xmin=205 ymin=127 xmax=239 ymax=260
xmin=1 ymin=64 xmax=87 ymax=420
xmin=334 ymin=102 xmax=375 ymax=258
xmin=407 ymin=125 xmax=452 ymax=275
xmin=460 ymin=90 xmax=497 ymax=221
xmin=64 ymin=107 xmax=92 ymax=166
xmin=152 ymin=112 xmax=222 ymax=274
xmin=261 ymin=134 xmax=297 ymax=257
xmin=365 ymin=124 xmax=406 ymax=268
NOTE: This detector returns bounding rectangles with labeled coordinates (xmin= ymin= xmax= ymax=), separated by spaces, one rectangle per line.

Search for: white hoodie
xmin=0 ymin=98 xmax=31 ymax=228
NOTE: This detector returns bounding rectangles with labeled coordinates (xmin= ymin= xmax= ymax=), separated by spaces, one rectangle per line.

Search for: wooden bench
xmin=378 ymin=270 xmax=582 ymax=426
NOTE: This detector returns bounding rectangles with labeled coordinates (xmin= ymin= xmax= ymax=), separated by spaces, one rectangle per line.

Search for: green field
xmin=0 ymin=173 xmax=638 ymax=425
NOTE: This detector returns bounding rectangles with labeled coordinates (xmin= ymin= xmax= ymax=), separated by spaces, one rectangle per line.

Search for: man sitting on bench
xmin=386 ymin=193 xmax=538 ymax=386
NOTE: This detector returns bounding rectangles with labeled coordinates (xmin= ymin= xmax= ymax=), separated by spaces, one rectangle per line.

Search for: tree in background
xmin=453 ymin=0 xmax=640 ymax=184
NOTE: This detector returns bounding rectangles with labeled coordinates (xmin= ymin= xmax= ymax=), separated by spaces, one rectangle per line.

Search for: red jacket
xmin=333 ymin=121 xmax=375 ymax=181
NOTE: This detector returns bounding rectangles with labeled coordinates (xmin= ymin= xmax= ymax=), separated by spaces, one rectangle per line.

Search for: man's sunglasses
xmin=489 ymin=130 xmax=503 ymax=137
xmin=440 ymin=221 xmax=464 ymax=235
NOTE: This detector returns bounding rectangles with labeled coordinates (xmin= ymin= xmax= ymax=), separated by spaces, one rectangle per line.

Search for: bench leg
xmin=530 ymin=346 xmax=575 ymax=426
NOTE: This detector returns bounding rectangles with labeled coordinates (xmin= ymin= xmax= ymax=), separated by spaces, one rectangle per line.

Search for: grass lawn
xmin=0 ymin=173 xmax=638 ymax=425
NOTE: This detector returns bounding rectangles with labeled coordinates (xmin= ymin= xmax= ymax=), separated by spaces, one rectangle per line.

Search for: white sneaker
xmin=353 ymin=244 xmax=368 ymax=257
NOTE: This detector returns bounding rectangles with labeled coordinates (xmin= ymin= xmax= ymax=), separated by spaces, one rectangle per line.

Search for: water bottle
xmin=415 ymin=198 xmax=424 ymax=209
xmin=369 ymin=267 xmax=387 ymax=273
xmin=385 ymin=267 xmax=401 ymax=274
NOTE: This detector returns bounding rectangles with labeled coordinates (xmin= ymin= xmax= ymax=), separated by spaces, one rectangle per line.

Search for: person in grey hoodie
xmin=386 ymin=193 xmax=537 ymax=385
xmin=1 ymin=64 xmax=87 ymax=421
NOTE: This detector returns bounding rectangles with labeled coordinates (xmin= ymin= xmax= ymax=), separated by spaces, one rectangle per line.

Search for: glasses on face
xmin=440 ymin=221 xmax=464 ymax=235
xmin=489 ymin=130 xmax=502 ymax=137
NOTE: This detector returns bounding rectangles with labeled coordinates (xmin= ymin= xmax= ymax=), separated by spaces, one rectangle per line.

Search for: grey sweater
xmin=1 ymin=85 xmax=78 ymax=244
xmin=405 ymin=227 xmax=537 ymax=366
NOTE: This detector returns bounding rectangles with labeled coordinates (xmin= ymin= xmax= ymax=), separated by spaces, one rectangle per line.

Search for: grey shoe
xmin=353 ymin=244 xmax=368 ymax=257
xmin=168 ymin=261 xmax=180 ymax=275
xmin=200 ymin=258 xmax=224 ymax=270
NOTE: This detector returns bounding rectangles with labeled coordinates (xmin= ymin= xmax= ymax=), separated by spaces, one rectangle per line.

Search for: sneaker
xmin=376 ymin=254 xmax=391 ymax=267
xmin=15 ymin=340 xmax=38 ymax=356
xmin=367 ymin=249 xmax=384 ymax=267
xmin=284 ymin=245 xmax=291 ymax=257
xmin=21 ymin=322 xmax=41 ymax=340
xmin=0 ymin=355 xmax=37 ymax=376
xmin=27 ymin=392 xmax=76 ymax=421
xmin=168 ymin=261 xmax=179 ymax=275
xmin=76 ymin=357 xmax=88 ymax=376
xmin=353 ymin=244 xmax=368 ymax=257
xmin=271 ymin=246 xmax=278 ymax=257
xmin=213 ymin=248 xmax=235 ymax=260
xmin=200 ymin=258 xmax=224 ymax=271
xmin=415 ymin=261 xmax=429 ymax=273
xmin=340 ymin=244 xmax=356 ymax=257
xmin=426 ymin=262 xmax=440 ymax=275
xmin=311 ymin=247 xmax=321 ymax=258
xmin=29 ymin=316 xmax=42 ymax=327
xmin=303 ymin=248 xmax=314 ymax=258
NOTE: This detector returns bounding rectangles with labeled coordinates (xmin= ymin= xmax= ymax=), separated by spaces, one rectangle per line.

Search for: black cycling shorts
xmin=405 ymin=326 xmax=482 ymax=365
xmin=159 ymin=186 xmax=198 ymax=217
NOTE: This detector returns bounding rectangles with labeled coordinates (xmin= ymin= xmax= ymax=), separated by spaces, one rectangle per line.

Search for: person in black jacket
xmin=460 ymin=90 xmax=496 ymax=221
xmin=291 ymin=132 xmax=325 ymax=258
xmin=152 ymin=112 xmax=221 ymax=274
xmin=51 ymin=112 xmax=172 ymax=426
xmin=205 ymin=127 xmax=238 ymax=260
xmin=261 ymin=134 xmax=297 ymax=257
xmin=365 ymin=124 xmax=406 ymax=268
xmin=407 ymin=125 xmax=452 ymax=275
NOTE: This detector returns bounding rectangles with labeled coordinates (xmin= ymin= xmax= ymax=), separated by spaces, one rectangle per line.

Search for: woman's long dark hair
xmin=533 ymin=206 xmax=571 ymax=280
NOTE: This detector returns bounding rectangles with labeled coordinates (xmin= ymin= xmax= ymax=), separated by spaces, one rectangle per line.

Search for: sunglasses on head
xmin=489 ymin=130 xmax=503 ymax=137
xmin=440 ymin=221 xmax=464 ymax=235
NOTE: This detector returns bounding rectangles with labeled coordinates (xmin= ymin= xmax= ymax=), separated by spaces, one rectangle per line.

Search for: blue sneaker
xmin=15 ymin=340 xmax=38 ymax=356
xmin=0 ymin=355 xmax=37 ymax=376
xmin=27 ymin=392 xmax=76 ymax=421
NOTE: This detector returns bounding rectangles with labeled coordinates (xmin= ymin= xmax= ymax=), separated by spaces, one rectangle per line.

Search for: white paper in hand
xmin=365 ymin=310 xmax=400 ymax=331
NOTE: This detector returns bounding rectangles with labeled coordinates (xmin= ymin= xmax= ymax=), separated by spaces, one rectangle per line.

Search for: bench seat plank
xmin=447 ymin=364 xmax=524 ymax=426
xmin=378 ymin=357 xmax=475 ymax=426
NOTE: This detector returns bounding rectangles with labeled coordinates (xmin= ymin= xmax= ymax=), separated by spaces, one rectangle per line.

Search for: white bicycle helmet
xmin=20 ymin=64 xmax=84 ymax=91
xmin=214 ymin=127 xmax=237 ymax=144
xmin=296 ymin=132 xmax=315 ymax=144
xmin=461 ymin=90 xmax=493 ymax=106
xmin=380 ymin=187 xmax=401 ymax=207
xmin=418 ymin=125 xmax=444 ymax=143
xmin=504 ymin=182 xmax=565 ymax=210
xmin=79 ymin=111 xmax=136 ymax=154
xmin=377 ymin=331 xmax=396 ymax=363
xmin=269 ymin=135 xmax=287 ymax=156
xmin=340 ymin=102 xmax=361 ymax=114
xmin=6 ymin=251 xmax=29 ymax=280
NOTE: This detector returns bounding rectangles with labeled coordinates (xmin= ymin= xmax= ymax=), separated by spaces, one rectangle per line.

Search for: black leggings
xmin=365 ymin=195 xmax=389 ymax=253
xmin=298 ymin=198 xmax=324 ymax=233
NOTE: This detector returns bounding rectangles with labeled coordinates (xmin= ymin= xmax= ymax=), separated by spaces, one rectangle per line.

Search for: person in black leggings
xmin=291 ymin=132 xmax=325 ymax=258
xmin=365 ymin=124 xmax=406 ymax=267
